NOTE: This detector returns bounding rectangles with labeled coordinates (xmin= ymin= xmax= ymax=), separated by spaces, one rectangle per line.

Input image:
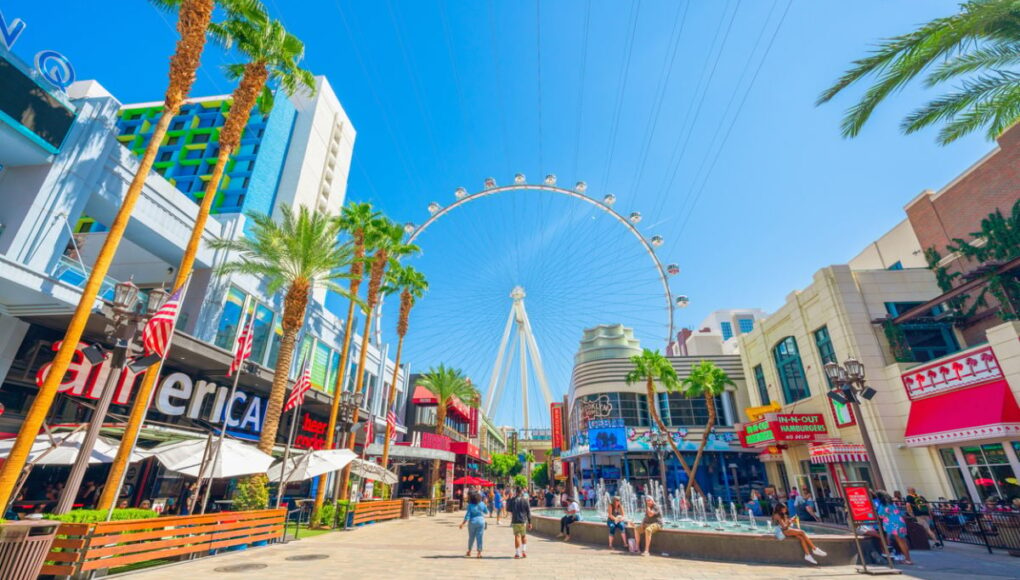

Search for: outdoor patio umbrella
xmin=0 ymin=430 xmax=147 ymax=465
xmin=348 ymin=458 xmax=398 ymax=484
xmin=266 ymin=449 xmax=357 ymax=484
xmin=147 ymin=438 xmax=274 ymax=478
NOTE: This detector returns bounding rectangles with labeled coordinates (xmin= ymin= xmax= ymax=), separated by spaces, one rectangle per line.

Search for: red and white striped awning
xmin=809 ymin=441 xmax=868 ymax=464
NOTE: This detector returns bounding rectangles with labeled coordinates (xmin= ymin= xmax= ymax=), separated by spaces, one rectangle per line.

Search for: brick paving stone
xmin=120 ymin=512 xmax=1020 ymax=580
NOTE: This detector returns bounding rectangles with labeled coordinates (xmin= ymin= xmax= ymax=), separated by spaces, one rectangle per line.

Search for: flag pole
xmin=275 ymin=349 xmax=311 ymax=509
xmin=189 ymin=432 xmax=215 ymax=515
xmin=200 ymin=295 xmax=253 ymax=514
xmin=104 ymin=273 xmax=192 ymax=522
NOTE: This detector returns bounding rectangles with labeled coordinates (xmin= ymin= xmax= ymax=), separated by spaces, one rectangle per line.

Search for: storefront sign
xmin=295 ymin=413 xmax=327 ymax=450
xmin=828 ymin=395 xmax=856 ymax=428
xmin=900 ymin=345 xmax=1002 ymax=400
xmin=738 ymin=413 xmax=826 ymax=447
xmin=155 ymin=372 xmax=265 ymax=433
xmin=36 ymin=341 xmax=141 ymax=404
xmin=581 ymin=395 xmax=613 ymax=422
xmin=844 ymin=484 xmax=876 ymax=523
xmin=550 ymin=402 xmax=564 ymax=453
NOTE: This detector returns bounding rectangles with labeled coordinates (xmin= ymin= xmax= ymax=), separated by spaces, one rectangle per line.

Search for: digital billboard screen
xmin=0 ymin=56 xmax=75 ymax=151
xmin=588 ymin=427 xmax=626 ymax=452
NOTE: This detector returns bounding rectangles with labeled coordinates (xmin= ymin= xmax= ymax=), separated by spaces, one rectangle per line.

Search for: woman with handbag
xmin=459 ymin=491 xmax=489 ymax=558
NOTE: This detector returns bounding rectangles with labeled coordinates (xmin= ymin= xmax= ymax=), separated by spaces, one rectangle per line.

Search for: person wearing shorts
xmin=606 ymin=496 xmax=628 ymax=549
xmin=637 ymin=496 xmax=663 ymax=556
xmin=507 ymin=487 xmax=532 ymax=559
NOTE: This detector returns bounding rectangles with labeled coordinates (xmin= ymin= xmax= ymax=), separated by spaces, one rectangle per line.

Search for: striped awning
xmin=809 ymin=441 xmax=868 ymax=464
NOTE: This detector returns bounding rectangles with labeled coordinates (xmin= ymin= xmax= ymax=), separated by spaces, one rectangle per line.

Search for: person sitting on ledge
xmin=607 ymin=496 xmax=628 ymax=550
xmin=558 ymin=495 xmax=581 ymax=541
xmin=772 ymin=503 xmax=827 ymax=565
xmin=637 ymin=496 xmax=663 ymax=557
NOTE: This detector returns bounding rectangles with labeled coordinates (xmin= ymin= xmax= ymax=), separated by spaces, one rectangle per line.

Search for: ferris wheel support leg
xmin=485 ymin=308 xmax=516 ymax=415
xmin=518 ymin=328 xmax=529 ymax=431
xmin=490 ymin=337 xmax=517 ymax=420
xmin=521 ymin=313 xmax=554 ymax=407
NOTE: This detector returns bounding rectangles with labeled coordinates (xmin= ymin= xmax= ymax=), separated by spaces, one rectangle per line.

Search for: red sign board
xmin=900 ymin=345 xmax=1002 ymax=400
xmin=550 ymin=403 xmax=564 ymax=451
xmin=844 ymin=485 xmax=876 ymax=522
xmin=738 ymin=413 xmax=827 ymax=447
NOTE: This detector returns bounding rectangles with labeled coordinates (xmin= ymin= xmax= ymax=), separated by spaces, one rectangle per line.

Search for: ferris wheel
xmin=394 ymin=174 xmax=688 ymax=428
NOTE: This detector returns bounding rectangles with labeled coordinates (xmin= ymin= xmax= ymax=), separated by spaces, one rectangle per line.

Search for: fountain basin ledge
xmin=530 ymin=509 xmax=859 ymax=566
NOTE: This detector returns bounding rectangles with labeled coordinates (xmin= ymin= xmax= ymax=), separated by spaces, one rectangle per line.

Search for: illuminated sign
xmin=550 ymin=402 xmax=564 ymax=452
xmin=738 ymin=413 xmax=827 ymax=447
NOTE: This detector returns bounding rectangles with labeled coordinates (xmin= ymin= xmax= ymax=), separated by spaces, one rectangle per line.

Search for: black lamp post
xmin=648 ymin=429 xmax=671 ymax=496
xmin=824 ymin=356 xmax=886 ymax=491
xmin=331 ymin=390 xmax=364 ymax=500
xmin=55 ymin=280 xmax=167 ymax=514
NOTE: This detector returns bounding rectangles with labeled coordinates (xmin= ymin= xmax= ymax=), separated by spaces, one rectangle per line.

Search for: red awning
xmin=412 ymin=386 xmax=438 ymax=406
xmin=809 ymin=441 xmax=868 ymax=464
xmin=904 ymin=380 xmax=1020 ymax=447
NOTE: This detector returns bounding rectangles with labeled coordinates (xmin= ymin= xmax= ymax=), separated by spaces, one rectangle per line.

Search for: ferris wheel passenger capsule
xmin=667 ymin=263 xmax=680 ymax=276
xmin=629 ymin=211 xmax=642 ymax=223
xmin=427 ymin=202 xmax=441 ymax=215
xmin=484 ymin=177 xmax=497 ymax=189
xmin=676 ymin=295 xmax=690 ymax=308
xmin=514 ymin=173 xmax=526 ymax=184
xmin=651 ymin=235 xmax=664 ymax=247
xmin=404 ymin=222 xmax=415 ymax=234
xmin=455 ymin=187 xmax=468 ymax=199
xmin=544 ymin=174 xmax=557 ymax=185
xmin=603 ymin=193 xmax=616 ymax=205
xmin=575 ymin=181 xmax=587 ymax=193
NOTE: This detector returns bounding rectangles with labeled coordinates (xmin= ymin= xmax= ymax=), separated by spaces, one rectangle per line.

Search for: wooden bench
xmin=411 ymin=498 xmax=440 ymax=516
xmin=43 ymin=509 xmax=285 ymax=578
xmin=350 ymin=500 xmax=404 ymax=526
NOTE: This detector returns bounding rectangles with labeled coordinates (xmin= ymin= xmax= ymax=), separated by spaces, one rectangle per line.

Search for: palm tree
xmin=681 ymin=360 xmax=736 ymax=487
xmin=7 ymin=0 xmax=216 ymax=513
xmin=818 ymin=0 xmax=1020 ymax=144
xmin=338 ymin=219 xmax=419 ymax=499
xmin=380 ymin=263 xmax=429 ymax=468
xmin=100 ymin=0 xmax=314 ymax=512
xmin=211 ymin=206 xmax=355 ymax=455
xmin=417 ymin=365 xmax=479 ymax=495
xmin=624 ymin=349 xmax=700 ymax=494
xmin=311 ymin=202 xmax=378 ymax=524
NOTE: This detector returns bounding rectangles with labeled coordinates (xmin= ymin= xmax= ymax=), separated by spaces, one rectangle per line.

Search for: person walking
xmin=905 ymin=487 xmax=941 ymax=548
xmin=558 ymin=495 xmax=581 ymax=541
xmin=874 ymin=490 xmax=912 ymax=565
xmin=508 ymin=487 xmax=532 ymax=559
xmin=607 ymin=496 xmax=628 ymax=550
xmin=772 ymin=503 xmax=827 ymax=564
xmin=459 ymin=490 xmax=489 ymax=558
xmin=493 ymin=486 xmax=504 ymax=525
xmin=637 ymin=496 xmax=663 ymax=556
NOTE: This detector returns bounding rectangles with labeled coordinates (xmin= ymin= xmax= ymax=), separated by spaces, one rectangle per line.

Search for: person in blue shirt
xmin=493 ymin=486 xmax=504 ymax=525
xmin=460 ymin=490 xmax=489 ymax=558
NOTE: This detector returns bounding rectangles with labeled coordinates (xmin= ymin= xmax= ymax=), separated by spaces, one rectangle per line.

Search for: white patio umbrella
xmin=148 ymin=438 xmax=274 ymax=479
xmin=267 ymin=449 xmax=357 ymax=484
xmin=348 ymin=458 xmax=398 ymax=485
xmin=0 ymin=431 xmax=147 ymax=465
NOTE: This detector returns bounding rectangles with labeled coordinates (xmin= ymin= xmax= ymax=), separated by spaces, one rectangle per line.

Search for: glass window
xmin=192 ymin=133 xmax=210 ymax=144
xmin=311 ymin=341 xmax=332 ymax=391
xmin=960 ymin=444 xmax=1019 ymax=501
xmin=814 ymin=326 xmax=837 ymax=388
xmin=166 ymin=136 xmax=180 ymax=146
xmin=884 ymin=302 xmax=960 ymax=362
xmin=773 ymin=337 xmax=811 ymax=403
xmin=214 ymin=287 xmax=246 ymax=349
xmin=295 ymin=335 xmax=314 ymax=379
xmin=937 ymin=448 xmax=971 ymax=500
xmin=186 ymin=148 xmax=203 ymax=160
xmin=738 ymin=318 xmax=754 ymax=334
xmin=665 ymin=393 xmax=724 ymax=427
xmin=250 ymin=303 xmax=273 ymax=362
xmin=617 ymin=393 xmax=649 ymax=427
xmin=720 ymin=322 xmax=733 ymax=341
xmin=753 ymin=364 xmax=770 ymax=406
xmin=266 ymin=322 xmax=283 ymax=368
xmin=122 ymin=124 xmax=137 ymax=135
xmin=171 ymin=120 xmax=185 ymax=131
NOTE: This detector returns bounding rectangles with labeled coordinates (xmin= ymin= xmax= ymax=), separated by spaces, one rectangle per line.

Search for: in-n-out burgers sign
xmin=38 ymin=341 xmax=265 ymax=433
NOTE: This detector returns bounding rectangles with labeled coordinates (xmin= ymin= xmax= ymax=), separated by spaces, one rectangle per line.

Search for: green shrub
xmin=234 ymin=474 xmax=269 ymax=511
xmin=43 ymin=509 xmax=159 ymax=523
xmin=512 ymin=474 xmax=527 ymax=488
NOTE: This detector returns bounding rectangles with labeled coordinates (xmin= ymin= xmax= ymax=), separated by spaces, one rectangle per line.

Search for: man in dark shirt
xmin=905 ymin=487 xmax=940 ymax=546
xmin=544 ymin=487 xmax=555 ymax=508
xmin=507 ymin=487 xmax=532 ymax=559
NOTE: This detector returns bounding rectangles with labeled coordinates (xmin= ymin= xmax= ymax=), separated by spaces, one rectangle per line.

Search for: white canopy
xmin=147 ymin=438 xmax=275 ymax=479
xmin=348 ymin=458 xmax=398 ymax=485
xmin=0 ymin=431 xmax=146 ymax=465
xmin=267 ymin=449 xmax=357 ymax=484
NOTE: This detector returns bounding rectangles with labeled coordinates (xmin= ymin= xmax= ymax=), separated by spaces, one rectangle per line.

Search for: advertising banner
xmin=550 ymin=403 xmax=564 ymax=452
xmin=844 ymin=484 xmax=877 ymax=523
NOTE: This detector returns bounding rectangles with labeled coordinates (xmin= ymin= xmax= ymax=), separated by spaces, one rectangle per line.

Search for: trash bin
xmin=400 ymin=498 xmax=412 ymax=519
xmin=0 ymin=519 xmax=62 ymax=580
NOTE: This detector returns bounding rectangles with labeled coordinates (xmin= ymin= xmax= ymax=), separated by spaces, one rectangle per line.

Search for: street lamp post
xmin=331 ymin=390 xmax=364 ymax=503
xmin=824 ymin=356 xmax=886 ymax=491
xmin=55 ymin=280 xmax=167 ymax=514
xmin=648 ymin=430 xmax=671 ymax=497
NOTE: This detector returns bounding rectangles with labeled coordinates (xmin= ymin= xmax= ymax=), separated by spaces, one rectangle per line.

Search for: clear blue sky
xmin=8 ymin=0 xmax=993 ymax=426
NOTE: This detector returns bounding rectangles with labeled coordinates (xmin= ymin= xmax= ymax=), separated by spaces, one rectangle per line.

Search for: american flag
xmin=283 ymin=354 xmax=312 ymax=413
xmin=228 ymin=311 xmax=255 ymax=377
xmin=142 ymin=288 xmax=182 ymax=358
xmin=386 ymin=409 xmax=399 ymax=440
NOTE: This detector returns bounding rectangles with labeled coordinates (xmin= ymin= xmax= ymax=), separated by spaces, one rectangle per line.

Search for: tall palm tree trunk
xmin=59 ymin=0 xmax=216 ymax=514
xmin=338 ymin=309 xmax=376 ymax=500
xmin=431 ymin=405 xmax=448 ymax=499
xmin=646 ymin=378 xmax=701 ymax=495
xmin=259 ymin=280 xmax=309 ymax=454
xmin=687 ymin=393 xmax=717 ymax=488
xmin=380 ymin=334 xmax=404 ymax=469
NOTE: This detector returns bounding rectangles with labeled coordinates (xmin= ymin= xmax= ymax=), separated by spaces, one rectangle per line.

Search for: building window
xmin=192 ymin=133 xmax=211 ymax=144
xmin=171 ymin=120 xmax=185 ymax=131
xmin=884 ymin=302 xmax=960 ymax=362
xmin=720 ymin=322 xmax=733 ymax=341
xmin=664 ymin=392 xmax=725 ymax=427
xmin=738 ymin=318 xmax=754 ymax=334
xmin=158 ymin=151 xmax=173 ymax=162
xmin=773 ymin=336 xmax=811 ymax=404
xmin=814 ymin=326 xmax=837 ymax=387
xmin=887 ymin=261 xmax=903 ymax=270
xmin=753 ymin=364 xmax=770 ymax=406
xmin=166 ymin=136 xmax=180 ymax=146
xmin=959 ymin=443 xmax=1020 ymax=502
xmin=122 ymin=124 xmax=137 ymax=135
xmin=214 ymin=286 xmax=247 ymax=349
xmin=617 ymin=393 xmax=649 ymax=427
xmin=938 ymin=449 xmax=970 ymax=499
xmin=251 ymin=303 xmax=274 ymax=362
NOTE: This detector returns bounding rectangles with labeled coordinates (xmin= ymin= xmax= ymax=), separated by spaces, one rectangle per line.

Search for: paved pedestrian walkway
xmin=122 ymin=512 xmax=1020 ymax=579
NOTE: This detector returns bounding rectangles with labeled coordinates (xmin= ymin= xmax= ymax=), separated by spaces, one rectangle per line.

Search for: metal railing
xmin=928 ymin=501 xmax=1020 ymax=554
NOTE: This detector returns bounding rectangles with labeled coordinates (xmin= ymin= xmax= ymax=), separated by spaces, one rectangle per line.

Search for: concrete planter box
xmin=531 ymin=511 xmax=859 ymax=567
